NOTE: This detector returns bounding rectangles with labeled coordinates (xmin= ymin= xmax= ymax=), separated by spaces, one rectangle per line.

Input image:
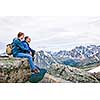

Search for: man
xmin=22 ymin=36 xmax=35 ymax=61
xmin=12 ymin=32 xmax=40 ymax=73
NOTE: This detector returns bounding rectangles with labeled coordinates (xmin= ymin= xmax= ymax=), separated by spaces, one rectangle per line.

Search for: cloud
xmin=0 ymin=16 xmax=100 ymax=51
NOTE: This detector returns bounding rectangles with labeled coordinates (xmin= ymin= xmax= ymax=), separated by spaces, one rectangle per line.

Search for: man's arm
xmin=22 ymin=41 xmax=28 ymax=48
xmin=29 ymin=47 xmax=35 ymax=53
xmin=15 ymin=39 xmax=30 ymax=53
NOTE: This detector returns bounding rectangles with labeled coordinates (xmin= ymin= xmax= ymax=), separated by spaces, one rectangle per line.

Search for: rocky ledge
xmin=0 ymin=57 xmax=31 ymax=83
xmin=0 ymin=57 xmax=68 ymax=83
xmin=0 ymin=57 xmax=100 ymax=83
xmin=47 ymin=64 xmax=100 ymax=83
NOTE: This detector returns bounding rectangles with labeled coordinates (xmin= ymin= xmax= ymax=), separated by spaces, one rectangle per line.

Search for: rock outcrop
xmin=0 ymin=57 xmax=69 ymax=83
xmin=40 ymin=73 xmax=70 ymax=83
xmin=0 ymin=57 xmax=100 ymax=83
xmin=91 ymin=72 xmax=100 ymax=81
xmin=47 ymin=64 xmax=99 ymax=83
xmin=0 ymin=57 xmax=31 ymax=83
xmin=88 ymin=66 xmax=100 ymax=81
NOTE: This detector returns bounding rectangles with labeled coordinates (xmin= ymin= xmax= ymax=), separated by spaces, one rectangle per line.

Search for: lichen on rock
xmin=47 ymin=64 xmax=99 ymax=83
xmin=0 ymin=57 xmax=31 ymax=83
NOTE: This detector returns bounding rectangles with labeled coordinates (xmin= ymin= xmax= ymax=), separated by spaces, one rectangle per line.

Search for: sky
xmin=0 ymin=16 xmax=100 ymax=52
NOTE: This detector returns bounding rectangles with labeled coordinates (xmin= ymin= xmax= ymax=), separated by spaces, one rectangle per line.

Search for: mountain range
xmin=34 ymin=44 xmax=100 ymax=68
xmin=1 ymin=43 xmax=100 ymax=68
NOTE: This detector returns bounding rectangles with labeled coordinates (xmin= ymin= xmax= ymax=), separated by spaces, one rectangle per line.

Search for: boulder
xmin=0 ymin=57 xmax=31 ymax=83
xmin=91 ymin=72 xmax=100 ymax=81
xmin=47 ymin=64 xmax=99 ymax=83
xmin=40 ymin=73 xmax=70 ymax=83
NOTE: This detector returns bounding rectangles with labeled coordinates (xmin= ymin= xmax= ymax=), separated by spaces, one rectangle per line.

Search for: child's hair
xmin=25 ymin=36 xmax=29 ymax=40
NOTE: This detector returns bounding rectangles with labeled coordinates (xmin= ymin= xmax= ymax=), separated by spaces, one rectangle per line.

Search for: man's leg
xmin=16 ymin=53 xmax=37 ymax=70
xmin=31 ymin=50 xmax=35 ymax=61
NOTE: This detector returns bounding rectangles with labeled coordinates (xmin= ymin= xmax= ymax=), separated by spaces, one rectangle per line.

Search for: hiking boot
xmin=31 ymin=69 xmax=40 ymax=74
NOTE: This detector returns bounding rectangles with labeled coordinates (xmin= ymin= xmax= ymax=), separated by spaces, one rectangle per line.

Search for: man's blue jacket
xmin=12 ymin=38 xmax=30 ymax=57
xmin=22 ymin=40 xmax=35 ymax=54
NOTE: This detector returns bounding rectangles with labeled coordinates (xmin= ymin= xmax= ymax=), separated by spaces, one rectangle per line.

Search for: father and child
xmin=7 ymin=32 xmax=46 ymax=77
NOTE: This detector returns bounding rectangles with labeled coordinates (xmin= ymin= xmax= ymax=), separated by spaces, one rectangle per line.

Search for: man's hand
xmin=30 ymin=51 xmax=32 ymax=55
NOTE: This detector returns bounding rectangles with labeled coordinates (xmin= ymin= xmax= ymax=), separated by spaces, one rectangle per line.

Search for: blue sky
xmin=0 ymin=16 xmax=100 ymax=51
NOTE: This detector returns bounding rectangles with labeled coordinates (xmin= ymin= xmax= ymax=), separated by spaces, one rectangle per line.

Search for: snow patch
xmin=88 ymin=66 xmax=100 ymax=73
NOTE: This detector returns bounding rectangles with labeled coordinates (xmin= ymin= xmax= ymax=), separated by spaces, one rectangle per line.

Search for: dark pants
xmin=31 ymin=50 xmax=35 ymax=61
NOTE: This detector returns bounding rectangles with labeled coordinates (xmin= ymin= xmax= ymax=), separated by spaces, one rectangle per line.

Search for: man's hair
xmin=25 ymin=36 xmax=29 ymax=40
xmin=17 ymin=32 xmax=24 ymax=38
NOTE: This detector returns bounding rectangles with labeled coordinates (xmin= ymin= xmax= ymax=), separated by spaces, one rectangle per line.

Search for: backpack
xmin=6 ymin=44 xmax=13 ymax=55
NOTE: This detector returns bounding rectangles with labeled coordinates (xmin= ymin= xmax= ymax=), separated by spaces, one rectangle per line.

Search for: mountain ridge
xmin=34 ymin=44 xmax=100 ymax=68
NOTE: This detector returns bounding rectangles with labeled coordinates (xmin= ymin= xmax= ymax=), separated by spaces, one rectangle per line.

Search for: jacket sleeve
xmin=29 ymin=47 xmax=35 ymax=53
xmin=15 ymin=39 xmax=30 ymax=53
xmin=23 ymin=42 xmax=29 ymax=49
